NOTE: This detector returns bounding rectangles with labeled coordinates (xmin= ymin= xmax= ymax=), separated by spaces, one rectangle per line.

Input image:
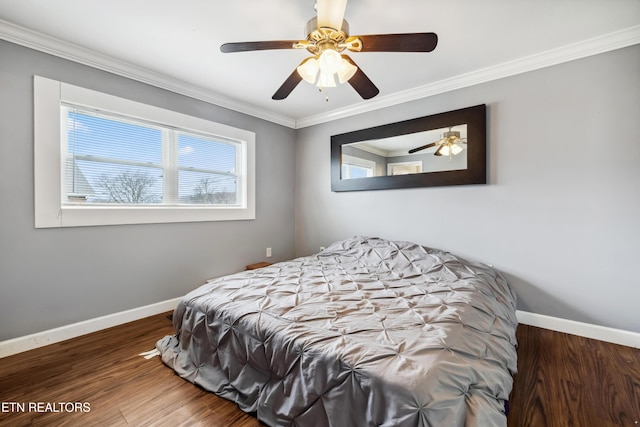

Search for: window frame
xmin=34 ymin=76 xmax=256 ymax=228
xmin=341 ymin=154 xmax=375 ymax=179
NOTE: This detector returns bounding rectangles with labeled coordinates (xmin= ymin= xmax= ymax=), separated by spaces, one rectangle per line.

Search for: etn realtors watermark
xmin=1 ymin=401 xmax=91 ymax=413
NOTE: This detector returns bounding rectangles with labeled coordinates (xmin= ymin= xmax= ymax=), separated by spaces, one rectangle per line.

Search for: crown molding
xmin=0 ymin=19 xmax=296 ymax=128
xmin=294 ymin=24 xmax=640 ymax=128
xmin=1 ymin=19 xmax=638 ymax=130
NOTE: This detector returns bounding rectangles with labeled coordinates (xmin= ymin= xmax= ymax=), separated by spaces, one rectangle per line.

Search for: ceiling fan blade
xmin=408 ymin=142 xmax=437 ymax=154
xmin=352 ymin=33 xmax=438 ymax=52
xmin=434 ymin=144 xmax=445 ymax=156
xmin=220 ymin=40 xmax=299 ymax=53
xmin=272 ymin=67 xmax=304 ymax=100
xmin=316 ymin=0 xmax=348 ymax=30
xmin=342 ymin=55 xmax=379 ymax=99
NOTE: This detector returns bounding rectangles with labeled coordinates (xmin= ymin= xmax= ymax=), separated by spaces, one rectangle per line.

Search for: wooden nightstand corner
xmin=246 ymin=261 xmax=271 ymax=270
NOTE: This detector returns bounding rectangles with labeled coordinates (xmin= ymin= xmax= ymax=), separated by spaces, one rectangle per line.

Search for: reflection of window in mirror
xmin=387 ymin=161 xmax=422 ymax=175
xmin=341 ymin=155 xmax=375 ymax=179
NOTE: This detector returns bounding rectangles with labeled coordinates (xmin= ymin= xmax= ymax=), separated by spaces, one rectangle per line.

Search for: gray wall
xmin=294 ymin=45 xmax=640 ymax=333
xmin=0 ymin=40 xmax=296 ymax=341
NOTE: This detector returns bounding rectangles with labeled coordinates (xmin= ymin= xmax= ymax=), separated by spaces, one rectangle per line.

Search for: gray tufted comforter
xmin=157 ymin=237 xmax=518 ymax=426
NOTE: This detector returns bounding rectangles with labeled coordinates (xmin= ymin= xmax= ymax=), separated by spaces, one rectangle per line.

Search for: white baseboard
xmin=516 ymin=310 xmax=640 ymax=349
xmin=0 ymin=297 xmax=182 ymax=359
xmin=1 ymin=303 xmax=637 ymax=359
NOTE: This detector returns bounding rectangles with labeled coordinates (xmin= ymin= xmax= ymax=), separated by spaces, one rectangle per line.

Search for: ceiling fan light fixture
xmin=436 ymin=141 xmax=463 ymax=158
xmin=450 ymin=143 xmax=463 ymax=155
xmin=298 ymin=51 xmax=353 ymax=89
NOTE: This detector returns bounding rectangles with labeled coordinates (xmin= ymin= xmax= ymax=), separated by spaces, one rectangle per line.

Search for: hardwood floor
xmin=1 ymin=313 xmax=638 ymax=426
xmin=0 ymin=313 xmax=260 ymax=427
xmin=508 ymin=325 xmax=639 ymax=427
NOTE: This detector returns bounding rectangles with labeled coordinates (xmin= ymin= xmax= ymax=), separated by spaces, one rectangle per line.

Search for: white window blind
xmin=176 ymin=132 xmax=240 ymax=205
xmin=63 ymin=107 xmax=241 ymax=206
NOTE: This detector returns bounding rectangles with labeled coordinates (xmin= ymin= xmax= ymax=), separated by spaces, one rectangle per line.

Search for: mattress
xmin=157 ymin=237 xmax=518 ymax=426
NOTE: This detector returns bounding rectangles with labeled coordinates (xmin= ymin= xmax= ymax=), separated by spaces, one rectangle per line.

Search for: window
xmin=63 ymin=108 xmax=241 ymax=206
xmin=387 ymin=161 xmax=423 ymax=176
xmin=341 ymin=155 xmax=375 ymax=179
xmin=34 ymin=76 xmax=255 ymax=228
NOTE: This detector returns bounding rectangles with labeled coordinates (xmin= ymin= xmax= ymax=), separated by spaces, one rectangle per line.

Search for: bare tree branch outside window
xmin=99 ymin=171 xmax=157 ymax=203
xmin=191 ymin=177 xmax=236 ymax=204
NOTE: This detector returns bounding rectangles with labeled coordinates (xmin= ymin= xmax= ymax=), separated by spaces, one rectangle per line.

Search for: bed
xmin=157 ymin=236 xmax=518 ymax=426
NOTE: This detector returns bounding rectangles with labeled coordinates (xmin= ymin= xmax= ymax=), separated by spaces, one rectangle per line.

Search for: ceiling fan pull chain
xmin=317 ymin=86 xmax=330 ymax=102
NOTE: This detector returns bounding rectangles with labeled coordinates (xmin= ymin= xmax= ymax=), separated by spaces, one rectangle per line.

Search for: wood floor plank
xmin=1 ymin=313 xmax=638 ymax=426
xmin=507 ymin=325 xmax=640 ymax=427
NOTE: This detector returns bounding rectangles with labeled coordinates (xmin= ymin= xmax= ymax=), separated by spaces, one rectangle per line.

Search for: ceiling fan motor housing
xmin=443 ymin=130 xmax=461 ymax=139
xmin=303 ymin=17 xmax=350 ymax=55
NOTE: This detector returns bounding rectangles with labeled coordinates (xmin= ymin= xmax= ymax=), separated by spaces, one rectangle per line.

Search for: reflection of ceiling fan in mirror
xmin=220 ymin=0 xmax=438 ymax=100
xmin=408 ymin=127 xmax=467 ymax=160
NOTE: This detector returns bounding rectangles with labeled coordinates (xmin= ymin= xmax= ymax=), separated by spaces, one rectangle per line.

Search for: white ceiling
xmin=0 ymin=0 xmax=639 ymax=128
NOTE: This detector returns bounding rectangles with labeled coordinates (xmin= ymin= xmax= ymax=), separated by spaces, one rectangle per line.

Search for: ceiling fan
xmin=220 ymin=0 xmax=438 ymax=100
xmin=408 ymin=127 xmax=467 ymax=160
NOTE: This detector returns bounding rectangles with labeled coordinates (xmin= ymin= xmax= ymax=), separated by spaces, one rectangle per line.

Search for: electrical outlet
xmin=266 ymin=247 xmax=272 ymax=258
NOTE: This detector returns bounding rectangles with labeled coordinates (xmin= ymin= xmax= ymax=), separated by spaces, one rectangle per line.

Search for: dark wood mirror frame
xmin=331 ymin=104 xmax=486 ymax=192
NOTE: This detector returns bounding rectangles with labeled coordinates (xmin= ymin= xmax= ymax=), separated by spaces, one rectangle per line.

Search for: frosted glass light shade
xmin=439 ymin=143 xmax=463 ymax=157
xmin=318 ymin=49 xmax=342 ymax=74
xmin=318 ymin=70 xmax=337 ymax=88
xmin=337 ymin=58 xmax=357 ymax=83
xmin=297 ymin=58 xmax=320 ymax=83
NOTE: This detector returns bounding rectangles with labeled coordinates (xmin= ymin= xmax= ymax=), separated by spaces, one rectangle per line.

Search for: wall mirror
xmin=331 ymin=104 xmax=486 ymax=191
